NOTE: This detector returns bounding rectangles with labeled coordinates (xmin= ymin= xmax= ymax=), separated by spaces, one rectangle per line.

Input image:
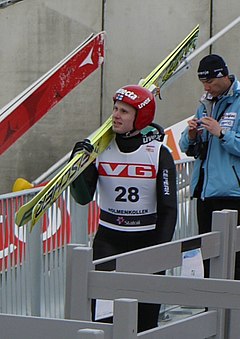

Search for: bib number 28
xmin=115 ymin=186 xmax=139 ymax=202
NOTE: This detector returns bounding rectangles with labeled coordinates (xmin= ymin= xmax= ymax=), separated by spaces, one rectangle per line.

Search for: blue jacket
xmin=179 ymin=76 xmax=240 ymax=199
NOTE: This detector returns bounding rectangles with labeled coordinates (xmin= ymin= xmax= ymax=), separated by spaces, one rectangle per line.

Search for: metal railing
xmin=0 ymin=159 xmax=196 ymax=318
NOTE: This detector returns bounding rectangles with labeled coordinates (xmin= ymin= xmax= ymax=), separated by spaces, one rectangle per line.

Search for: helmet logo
xmin=115 ymin=88 xmax=138 ymax=101
xmin=138 ymin=97 xmax=150 ymax=109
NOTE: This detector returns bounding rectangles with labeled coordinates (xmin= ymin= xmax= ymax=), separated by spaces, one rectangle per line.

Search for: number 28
xmin=115 ymin=186 xmax=139 ymax=202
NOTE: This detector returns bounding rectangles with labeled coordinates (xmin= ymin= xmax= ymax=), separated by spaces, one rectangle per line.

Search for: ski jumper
xmin=71 ymin=132 xmax=177 ymax=332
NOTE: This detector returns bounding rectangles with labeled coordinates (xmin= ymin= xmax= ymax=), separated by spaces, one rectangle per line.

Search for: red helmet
xmin=113 ymin=85 xmax=156 ymax=130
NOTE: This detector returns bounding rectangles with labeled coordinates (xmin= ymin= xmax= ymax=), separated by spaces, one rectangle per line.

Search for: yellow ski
xmin=141 ymin=24 xmax=199 ymax=89
xmin=16 ymin=25 xmax=199 ymax=229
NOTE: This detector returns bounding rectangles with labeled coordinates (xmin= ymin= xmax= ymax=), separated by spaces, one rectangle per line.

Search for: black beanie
xmin=197 ymin=54 xmax=229 ymax=80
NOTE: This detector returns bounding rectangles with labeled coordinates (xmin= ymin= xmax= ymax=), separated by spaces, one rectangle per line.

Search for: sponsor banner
xmin=0 ymin=198 xmax=26 ymax=271
xmin=0 ymin=194 xmax=71 ymax=271
xmin=42 ymin=196 xmax=71 ymax=254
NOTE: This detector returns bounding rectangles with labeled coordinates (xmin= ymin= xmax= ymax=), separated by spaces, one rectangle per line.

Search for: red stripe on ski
xmin=0 ymin=32 xmax=105 ymax=155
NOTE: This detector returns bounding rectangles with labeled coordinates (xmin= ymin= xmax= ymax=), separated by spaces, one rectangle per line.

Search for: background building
xmin=0 ymin=0 xmax=239 ymax=193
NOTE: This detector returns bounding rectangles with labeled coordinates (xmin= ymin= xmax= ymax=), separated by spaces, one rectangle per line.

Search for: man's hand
xmin=187 ymin=118 xmax=199 ymax=140
xmin=201 ymin=117 xmax=222 ymax=137
xmin=69 ymin=139 xmax=94 ymax=161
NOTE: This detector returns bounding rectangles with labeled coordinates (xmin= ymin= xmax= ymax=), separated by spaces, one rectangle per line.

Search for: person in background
xmin=179 ymin=54 xmax=240 ymax=278
xmin=70 ymin=84 xmax=177 ymax=332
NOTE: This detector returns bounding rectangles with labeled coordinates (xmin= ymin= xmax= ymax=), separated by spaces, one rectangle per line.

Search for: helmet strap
xmin=122 ymin=129 xmax=138 ymax=138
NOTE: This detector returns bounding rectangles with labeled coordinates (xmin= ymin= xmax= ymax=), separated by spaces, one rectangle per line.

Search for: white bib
xmin=96 ymin=139 xmax=161 ymax=231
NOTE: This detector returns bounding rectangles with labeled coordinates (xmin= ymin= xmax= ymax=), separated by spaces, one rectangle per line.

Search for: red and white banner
xmin=42 ymin=196 xmax=71 ymax=254
xmin=0 ymin=194 xmax=72 ymax=271
xmin=0 ymin=31 xmax=105 ymax=155
xmin=0 ymin=197 xmax=26 ymax=271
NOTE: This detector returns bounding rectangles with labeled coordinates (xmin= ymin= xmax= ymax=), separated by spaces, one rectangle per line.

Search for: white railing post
xmin=211 ymin=210 xmax=238 ymax=339
xmin=65 ymin=246 xmax=94 ymax=320
xmin=113 ymin=299 xmax=138 ymax=339
xmin=28 ymin=220 xmax=42 ymax=316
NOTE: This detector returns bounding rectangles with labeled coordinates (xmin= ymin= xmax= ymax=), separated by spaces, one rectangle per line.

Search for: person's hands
xmin=72 ymin=139 xmax=94 ymax=155
xmin=201 ymin=117 xmax=222 ymax=137
xmin=187 ymin=118 xmax=199 ymax=140
xmin=69 ymin=139 xmax=94 ymax=161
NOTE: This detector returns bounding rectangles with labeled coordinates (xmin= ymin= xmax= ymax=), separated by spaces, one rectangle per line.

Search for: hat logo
xmin=216 ymin=71 xmax=224 ymax=78
xmin=198 ymin=70 xmax=209 ymax=76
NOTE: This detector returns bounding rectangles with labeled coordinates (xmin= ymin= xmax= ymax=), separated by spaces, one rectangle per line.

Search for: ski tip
xmin=15 ymin=204 xmax=33 ymax=227
xmin=15 ymin=214 xmax=24 ymax=227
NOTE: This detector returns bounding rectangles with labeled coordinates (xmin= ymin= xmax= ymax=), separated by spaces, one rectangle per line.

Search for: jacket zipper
xmin=232 ymin=165 xmax=240 ymax=187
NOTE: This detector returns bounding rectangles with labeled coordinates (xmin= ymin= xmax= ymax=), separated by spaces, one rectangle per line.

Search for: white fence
xmin=63 ymin=209 xmax=240 ymax=338
xmin=0 ymin=210 xmax=239 ymax=338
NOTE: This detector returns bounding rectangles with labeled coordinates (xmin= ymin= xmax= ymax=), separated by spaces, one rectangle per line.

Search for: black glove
xmin=69 ymin=139 xmax=94 ymax=161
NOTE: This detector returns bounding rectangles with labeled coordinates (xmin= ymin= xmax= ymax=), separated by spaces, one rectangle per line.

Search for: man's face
xmin=200 ymin=75 xmax=231 ymax=97
xmin=112 ymin=100 xmax=137 ymax=134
